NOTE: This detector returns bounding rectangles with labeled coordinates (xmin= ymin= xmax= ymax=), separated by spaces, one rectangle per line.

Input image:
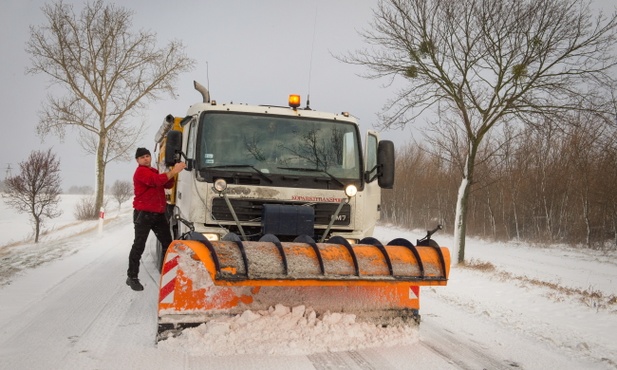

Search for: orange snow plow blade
xmin=157 ymin=237 xmax=450 ymax=341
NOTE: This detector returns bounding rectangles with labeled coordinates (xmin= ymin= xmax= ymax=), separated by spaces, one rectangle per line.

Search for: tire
xmin=155 ymin=240 xmax=163 ymax=271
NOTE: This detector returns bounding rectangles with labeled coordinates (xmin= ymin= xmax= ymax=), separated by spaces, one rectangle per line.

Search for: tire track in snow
xmin=418 ymin=323 xmax=517 ymax=370
xmin=308 ymin=350 xmax=389 ymax=369
xmin=418 ymin=284 xmax=609 ymax=370
xmin=0 ymin=212 xmax=135 ymax=369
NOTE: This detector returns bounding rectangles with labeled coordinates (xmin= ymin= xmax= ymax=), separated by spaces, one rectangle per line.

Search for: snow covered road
xmin=0 ymin=203 xmax=615 ymax=369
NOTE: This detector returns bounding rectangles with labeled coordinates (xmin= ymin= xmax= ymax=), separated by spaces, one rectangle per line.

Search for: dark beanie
xmin=135 ymin=147 xmax=151 ymax=158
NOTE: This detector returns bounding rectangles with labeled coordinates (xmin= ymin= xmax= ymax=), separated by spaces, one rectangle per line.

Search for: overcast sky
xmin=1 ymin=0 xmax=615 ymax=190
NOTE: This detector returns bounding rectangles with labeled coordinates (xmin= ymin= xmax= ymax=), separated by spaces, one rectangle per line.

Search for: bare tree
xmin=111 ymin=180 xmax=133 ymax=209
xmin=3 ymin=149 xmax=62 ymax=243
xmin=26 ymin=0 xmax=195 ymax=218
xmin=342 ymin=0 xmax=617 ymax=262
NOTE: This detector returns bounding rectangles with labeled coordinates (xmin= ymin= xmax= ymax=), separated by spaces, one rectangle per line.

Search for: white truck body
xmin=158 ymin=87 xmax=393 ymax=244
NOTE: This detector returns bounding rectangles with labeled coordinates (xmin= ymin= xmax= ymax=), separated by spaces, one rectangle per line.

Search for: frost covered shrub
xmin=74 ymin=196 xmax=105 ymax=220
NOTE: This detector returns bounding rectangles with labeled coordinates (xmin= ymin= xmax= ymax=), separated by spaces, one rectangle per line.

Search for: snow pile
xmin=159 ymin=304 xmax=418 ymax=356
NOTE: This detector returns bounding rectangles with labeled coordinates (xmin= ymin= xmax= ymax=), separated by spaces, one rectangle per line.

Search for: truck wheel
xmin=156 ymin=240 xmax=163 ymax=271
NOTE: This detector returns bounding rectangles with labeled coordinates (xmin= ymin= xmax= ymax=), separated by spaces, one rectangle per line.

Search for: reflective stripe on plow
xmin=409 ymin=286 xmax=418 ymax=299
xmin=159 ymin=253 xmax=179 ymax=304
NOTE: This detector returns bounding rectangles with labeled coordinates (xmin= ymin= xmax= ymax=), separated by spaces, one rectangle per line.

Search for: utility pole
xmin=4 ymin=164 xmax=12 ymax=180
xmin=1 ymin=164 xmax=11 ymax=192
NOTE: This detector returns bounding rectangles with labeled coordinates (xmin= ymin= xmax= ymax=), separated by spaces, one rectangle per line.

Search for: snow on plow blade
xmin=157 ymin=237 xmax=450 ymax=341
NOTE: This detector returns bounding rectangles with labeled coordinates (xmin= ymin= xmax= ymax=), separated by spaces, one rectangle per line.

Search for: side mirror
xmin=377 ymin=140 xmax=394 ymax=189
xmin=164 ymin=130 xmax=183 ymax=167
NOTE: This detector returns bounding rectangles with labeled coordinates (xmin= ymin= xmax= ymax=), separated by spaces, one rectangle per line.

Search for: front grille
xmin=211 ymin=198 xmax=351 ymax=226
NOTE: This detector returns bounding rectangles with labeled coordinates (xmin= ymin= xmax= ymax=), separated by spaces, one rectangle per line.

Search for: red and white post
xmin=98 ymin=207 xmax=105 ymax=234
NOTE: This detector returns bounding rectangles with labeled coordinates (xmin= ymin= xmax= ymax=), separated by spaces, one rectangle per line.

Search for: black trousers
xmin=127 ymin=210 xmax=172 ymax=278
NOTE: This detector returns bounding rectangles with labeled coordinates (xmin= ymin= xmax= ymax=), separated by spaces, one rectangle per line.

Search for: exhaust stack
xmin=193 ymin=80 xmax=210 ymax=103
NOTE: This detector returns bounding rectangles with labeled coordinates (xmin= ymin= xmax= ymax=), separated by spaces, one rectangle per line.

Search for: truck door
xmin=363 ymin=131 xmax=381 ymax=233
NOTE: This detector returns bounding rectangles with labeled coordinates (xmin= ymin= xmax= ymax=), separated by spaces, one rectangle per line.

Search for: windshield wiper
xmin=206 ymin=164 xmax=273 ymax=183
xmin=277 ymin=167 xmax=345 ymax=188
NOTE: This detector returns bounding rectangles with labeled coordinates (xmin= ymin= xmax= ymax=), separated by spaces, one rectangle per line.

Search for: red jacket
xmin=132 ymin=165 xmax=174 ymax=213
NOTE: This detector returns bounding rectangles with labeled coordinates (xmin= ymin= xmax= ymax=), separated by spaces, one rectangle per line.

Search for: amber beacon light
xmin=288 ymin=94 xmax=301 ymax=108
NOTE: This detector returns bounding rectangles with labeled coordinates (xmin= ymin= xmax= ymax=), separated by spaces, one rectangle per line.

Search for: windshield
xmin=196 ymin=112 xmax=361 ymax=181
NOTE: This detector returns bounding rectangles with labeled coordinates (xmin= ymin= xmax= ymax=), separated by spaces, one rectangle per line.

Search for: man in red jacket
xmin=126 ymin=147 xmax=186 ymax=291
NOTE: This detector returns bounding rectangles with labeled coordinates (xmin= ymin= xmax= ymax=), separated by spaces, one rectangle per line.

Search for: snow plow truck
xmin=150 ymin=81 xmax=450 ymax=341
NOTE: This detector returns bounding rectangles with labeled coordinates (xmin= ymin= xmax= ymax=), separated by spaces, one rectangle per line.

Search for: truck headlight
xmin=213 ymin=178 xmax=227 ymax=192
xmin=345 ymin=185 xmax=357 ymax=198
xmin=346 ymin=238 xmax=358 ymax=245
xmin=202 ymin=233 xmax=220 ymax=241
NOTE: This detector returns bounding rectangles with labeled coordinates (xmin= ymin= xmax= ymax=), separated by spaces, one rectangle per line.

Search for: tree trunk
xmin=486 ymin=191 xmax=497 ymax=239
xmin=613 ymin=210 xmax=617 ymax=248
xmin=454 ymin=145 xmax=477 ymax=263
xmin=513 ymin=200 xmax=520 ymax=240
xmin=540 ymin=164 xmax=553 ymax=241
xmin=95 ymin=134 xmax=107 ymax=217
xmin=582 ymin=196 xmax=591 ymax=247
xmin=454 ymin=176 xmax=471 ymax=263
xmin=34 ymin=215 xmax=41 ymax=243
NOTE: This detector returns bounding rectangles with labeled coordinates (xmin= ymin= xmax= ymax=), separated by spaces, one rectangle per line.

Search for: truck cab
xmin=158 ymin=84 xmax=394 ymax=246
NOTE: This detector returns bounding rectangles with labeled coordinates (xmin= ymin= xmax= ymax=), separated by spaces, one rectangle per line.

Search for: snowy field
xmin=0 ymin=194 xmax=127 ymax=247
xmin=0 ymin=194 xmax=87 ymax=246
xmin=0 ymin=194 xmax=616 ymax=369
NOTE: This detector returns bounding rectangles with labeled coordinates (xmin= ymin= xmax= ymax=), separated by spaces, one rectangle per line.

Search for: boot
xmin=126 ymin=277 xmax=144 ymax=291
